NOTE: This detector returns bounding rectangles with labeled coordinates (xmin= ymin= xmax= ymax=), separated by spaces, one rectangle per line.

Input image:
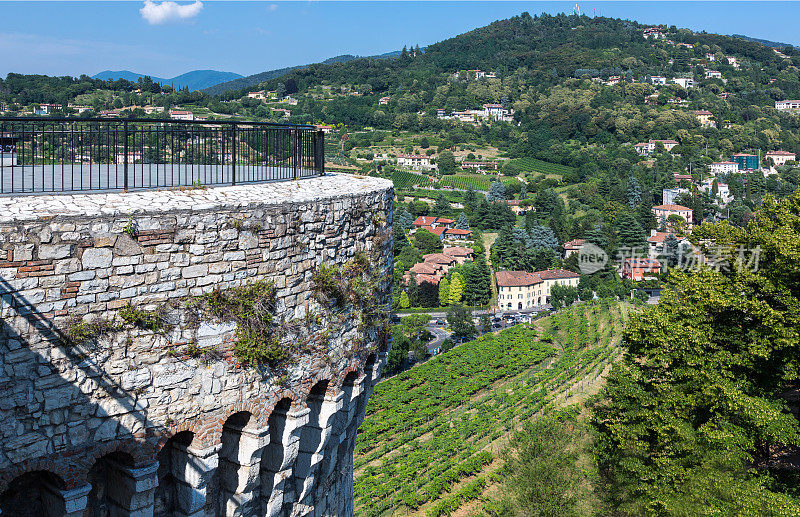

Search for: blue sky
xmin=2 ymin=1 xmax=800 ymax=79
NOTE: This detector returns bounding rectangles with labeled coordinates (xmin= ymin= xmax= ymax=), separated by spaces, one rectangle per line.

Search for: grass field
xmin=353 ymin=300 xmax=634 ymax=516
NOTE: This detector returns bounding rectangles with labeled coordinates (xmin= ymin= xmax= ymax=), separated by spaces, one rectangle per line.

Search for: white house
xmin=709 ymin=161 xmax=738 ymax=176
xmin=643 ymin=28 xmax=666 ymax=40
xmin=247 ymin=91 xmax=267 ymax=101
xmin=776 ymin=100 xmax=800 ymax=110
xmin=169 ymin=110 xmax=194 ymax=121
xmin=634 ymin=139 xmax=679 ymax=156
xmin=705 ymin=70 xmax=723 ymax=79
xmin=397 ymin=154 xmax=436 ymax=171
xmin=662 ymin=187 xmax=689 ymax=205
xmin=496 ymin=269 xmax=580 ymax=310
xmin=700 ymin=179 xmax=733 ymax=205
xmin=649 ymin=76 xmax=667 ymax=85
xmin=671 ymin=77 xmax=696 ymax=88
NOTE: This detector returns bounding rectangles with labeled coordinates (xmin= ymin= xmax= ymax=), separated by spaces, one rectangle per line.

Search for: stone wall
xmin=0 ymin=174 xmax=393 ymax=517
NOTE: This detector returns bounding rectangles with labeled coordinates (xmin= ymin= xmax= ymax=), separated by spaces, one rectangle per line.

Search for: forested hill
xmin=224 ymin=12 xmax=795 ymax=99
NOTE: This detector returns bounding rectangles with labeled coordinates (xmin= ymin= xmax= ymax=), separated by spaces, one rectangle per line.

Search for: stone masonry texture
xmin=0 ymin=174 xmax=394 ymax=517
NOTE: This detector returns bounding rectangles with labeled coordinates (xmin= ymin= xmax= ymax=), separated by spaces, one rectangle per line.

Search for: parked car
xmin=436 ymin=319 xmax=445 ymax=326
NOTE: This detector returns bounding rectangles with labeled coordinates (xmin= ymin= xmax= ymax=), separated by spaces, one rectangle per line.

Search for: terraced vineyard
xmin=353 ymin=300 xmax=633 ymax=516
xmin=439 ymin=174 xmax=509 ymax=191
xmin=510 ymin=157 xmax=575 ymax=177
xmin=391 ymin=171 xmax=432 ymax=189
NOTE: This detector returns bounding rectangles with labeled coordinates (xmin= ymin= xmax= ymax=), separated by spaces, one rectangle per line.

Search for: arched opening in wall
xmin=294 ymin=380 xmax=330 ymax=501
xmin=364 ymin=353 xmax=377 ymax=381
xmin=260 ymin=398 xmax=292 ymax=511
xmin=0 ymin=471 xmax=66 ymax=516
xmin=217 ymin=411 xmax=262 ymax=516
xmin=333 ymin=371 xmax=360 ymax=477
xmin=154 ymin=430 xmax=194 ymax=516
xmin=86 ymin=451 xmax=136 ymax=516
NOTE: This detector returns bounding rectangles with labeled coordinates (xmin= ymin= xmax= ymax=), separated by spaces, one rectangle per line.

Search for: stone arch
xmin=154 ymin=430 xmax=195 ymax=516
xmin=333 ymin=371 xmax=360 ymax=475
xmin=293 ymin=379 xmax=333 ymax=506
xmin=85 ymin=450 xmax=158 ymax=516
xmin=217 ymin=410 xmax=268 ymax=517
xmin=0 ymin=470 xmax=71 ymax=517
xmin=260 ymin=397 xmax=293 ymax=517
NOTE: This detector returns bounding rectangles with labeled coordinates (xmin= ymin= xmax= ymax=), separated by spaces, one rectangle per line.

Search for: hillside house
xmin=649 ymin=76 xmax=667 ymax=85
xmin=672 ymin=77 xmax=696 ymax=88
xmin=504 ymin=200 xmax=527 ymax=215
xmin=726 ymin=56 xmax=740 ymax=68
xmin=623 ymin=258 xmax=662 ymax=280
xmin=496 ymin=269 xmax=580 ymax=310
xmin=379 ymin=96 xmax=390 ymax=105
xmin=662 ymin=187 xmax=689 ymax=205
xmin=397 ymin=154 xmax=436 ymax=171
xmin=731 ymin=153 xmax=759 ymax=171
xmin=314 ymin=124 xmax=334 ymax=134
xmin=247 ymin=91 xmax=267 ymax=101
xmin=652 ymin=204 xmax=693 ymax=227
xmin=115 ymin=151 xmax=143 ymax=164
xmin=643 ymin=28 xmax=666 ymax=40
xmin=169 ymin=110 xmax=194 ymax=121
xmin=412 ymin=216 xmax=454 ymax=229
xmin=673 ymin=173 xmax=692 ymax=183
xmin=776 ymin=100 xmax=800 ymax=110
xmin=705 ymin=70 xmax=723 ymax=79
xmin=634 ymin=139 xmax=679 ymax=156
xmin=765 ymin=150 xmax=796 ymax=169
xmin=709 ymin=161 xmax=738 ymax=175
xmin=700 ymin=179 xmax=733 ymax=205
xmin=460 ymin=161 xmax=498 ymax=171
xmin=692 ymin=110 xmax=716 ymax=128
xmin=562 ymin=239 xmax=586 ymax=258
xmin=442 ymin=246 xmax=474 ymax=264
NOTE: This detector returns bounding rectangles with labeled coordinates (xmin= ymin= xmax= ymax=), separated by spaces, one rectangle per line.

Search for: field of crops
xmin=439 ymin=174 xmax=511 ymax=191
xmin=510 ymin=157 xmax=575 ymax=177
xmin=353 ymin=300 xmax=632 ymax=516
xmin=392 ymin=171 xmax=432 ymax=189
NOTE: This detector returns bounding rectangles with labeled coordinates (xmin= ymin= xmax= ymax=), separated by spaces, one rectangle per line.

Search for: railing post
xmin=293 ymin=129 xmax=299 ymax=180
xmin=316 ymin=130 xmax=325 ymax=176
xmin=231 ymin=123 xmax=237 ymax=186
xmin=123 ymin=120 xmax=129 ymax=191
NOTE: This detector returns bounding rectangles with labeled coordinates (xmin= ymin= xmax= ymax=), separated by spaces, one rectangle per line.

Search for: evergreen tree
xmin=529 ymin=225 xmax=559 ymax=251
xmin=615 ymin=212 xmax=647 ymax=253
xmin=663 ymin=233 xmax=679 ymax=266
xmin=434 ymin=194 xmax=451 ymax=214
xmin=438 ymin=278 xmax=450 ymax=307
xmin=456 ymin=212 xmax=470 ymax=230
xmin=465 ymin=260 xmax=492 ymax=306
xmin=627 ymin=176 xmax=642 ymax=209
xmin=397 ymin=289 xmax=409 ymax=309
xmin=487 ymin=181 xmax=507 ymax=202
xmin=463 ymin=189 xmax=478 ymax=212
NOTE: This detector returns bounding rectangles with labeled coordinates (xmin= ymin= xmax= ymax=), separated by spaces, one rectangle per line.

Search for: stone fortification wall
xmin=0 ymin=174 xmax=393 ymax=517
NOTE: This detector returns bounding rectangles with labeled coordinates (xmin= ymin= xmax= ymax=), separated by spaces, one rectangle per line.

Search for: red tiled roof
xmin=424 ymin=226 xmax=446 ymax=236
xmin=495 ymin=271 xmax=543 ymax=287
xmin=422 ymin=253 xmax=455 ymax=265
xmin=398 ymin=154 xmax=429 ymax=159
xmin=413 ymin=216 xmax=437 ymax=227
xmin=442 ymin=246 xmax=473 ymax=257
xmin=766 ymin=150 xmax=795 ymax=156
xmin=652 ymin=204 xmax=691 ymax=211
xmin=536 ymin=269 xmax=581 ymax=280
xmin=562 ymin=238 xmax=586 ymax=250
xmin=415 ymin=274 xmax=441 ymax=286
xmin=436 ymin=218 xmax=455 ymax=224
xmin=625 ymin=258 xmax=662 ymax=268
xmin=692 ymin=110 xmax=713 ymax=115
xmin=445 ymin=228 xmax=471 ymax=235
xmin=410 ymin=262 xmax=440 ymax=275
xmin=712 ymin=161 xmax=737 ymax=165
xmin=647 ymin=232 xmax=670 ymax=243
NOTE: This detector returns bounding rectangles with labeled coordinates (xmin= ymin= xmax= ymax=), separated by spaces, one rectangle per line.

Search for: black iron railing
xmin=0 ymin=117 xmax=325 ymax=194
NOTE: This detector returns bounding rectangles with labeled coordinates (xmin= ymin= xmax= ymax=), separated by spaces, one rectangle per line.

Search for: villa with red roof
xmin=652 ymin=204 xmax=693 ymax=228
xmin=634 ymin=139 xmax=679 ymax=156
xmin=562 ymin=238 xmax=586 ymax=258
xmin=495 ymin=269 xmax=580 ymax=310
xmin=412 ymin=216 xmax=454 ymax=229
xmin=623 ymin=258 xmax=662 ymax=280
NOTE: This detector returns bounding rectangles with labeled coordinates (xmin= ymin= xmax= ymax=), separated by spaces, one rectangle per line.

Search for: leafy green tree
xmin=440 ymin=338 xmax=455 ymax=352
xmin=593 ymin=192 xmax=800 ymax=515
xmin=456 ymin=212 xmax=470 ymax=230
xmin=446 ymin=303 xmax=476 ymax=339
xmin=414 ymin=228 xmax=443 ymax=255
xmin=437 ymin=150 xmax=457 ymax=175
xmin=434 ymin=194 xmax=451 ymax=214
xmin=438 ymin=278 xmax=450 ymax=307
xmin=448 ymin=272 xmax=464 ymax=304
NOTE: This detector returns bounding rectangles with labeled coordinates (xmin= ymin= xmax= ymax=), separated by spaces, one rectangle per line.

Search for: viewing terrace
xmin=0 ymin=117 xmax=325 ymax=194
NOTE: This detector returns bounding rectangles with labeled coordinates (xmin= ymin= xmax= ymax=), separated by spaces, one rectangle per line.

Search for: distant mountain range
xmin=202 ymin=50 xmax=402 ymax=96
xmin=91 ymin=70 xmax=243 ymax=91
xmin=730 ymin=34 xmax=792 ymax=49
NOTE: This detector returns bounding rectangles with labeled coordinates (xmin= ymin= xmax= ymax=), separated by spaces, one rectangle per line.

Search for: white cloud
xmin=140 ymin=1 xmax=203 ymax=25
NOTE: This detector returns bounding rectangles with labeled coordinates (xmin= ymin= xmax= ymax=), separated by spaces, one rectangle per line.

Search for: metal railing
xmin=0 ymin=117 xmax=325 ymax=195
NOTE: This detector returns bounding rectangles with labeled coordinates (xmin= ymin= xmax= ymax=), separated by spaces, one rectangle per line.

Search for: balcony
xmin=0 ymin=117 xmax=325 ymax=194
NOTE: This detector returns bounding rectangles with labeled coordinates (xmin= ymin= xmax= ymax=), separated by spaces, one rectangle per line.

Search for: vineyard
xmin=353 ymin=300 xmax=633 ymax=516
xmin=439 ymin=174 xmax=510 ymax=191
xmin=509 ymin=157 xmax=575 ymax=178
xmin=392 ymin=170 xmax=432 ymax=189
